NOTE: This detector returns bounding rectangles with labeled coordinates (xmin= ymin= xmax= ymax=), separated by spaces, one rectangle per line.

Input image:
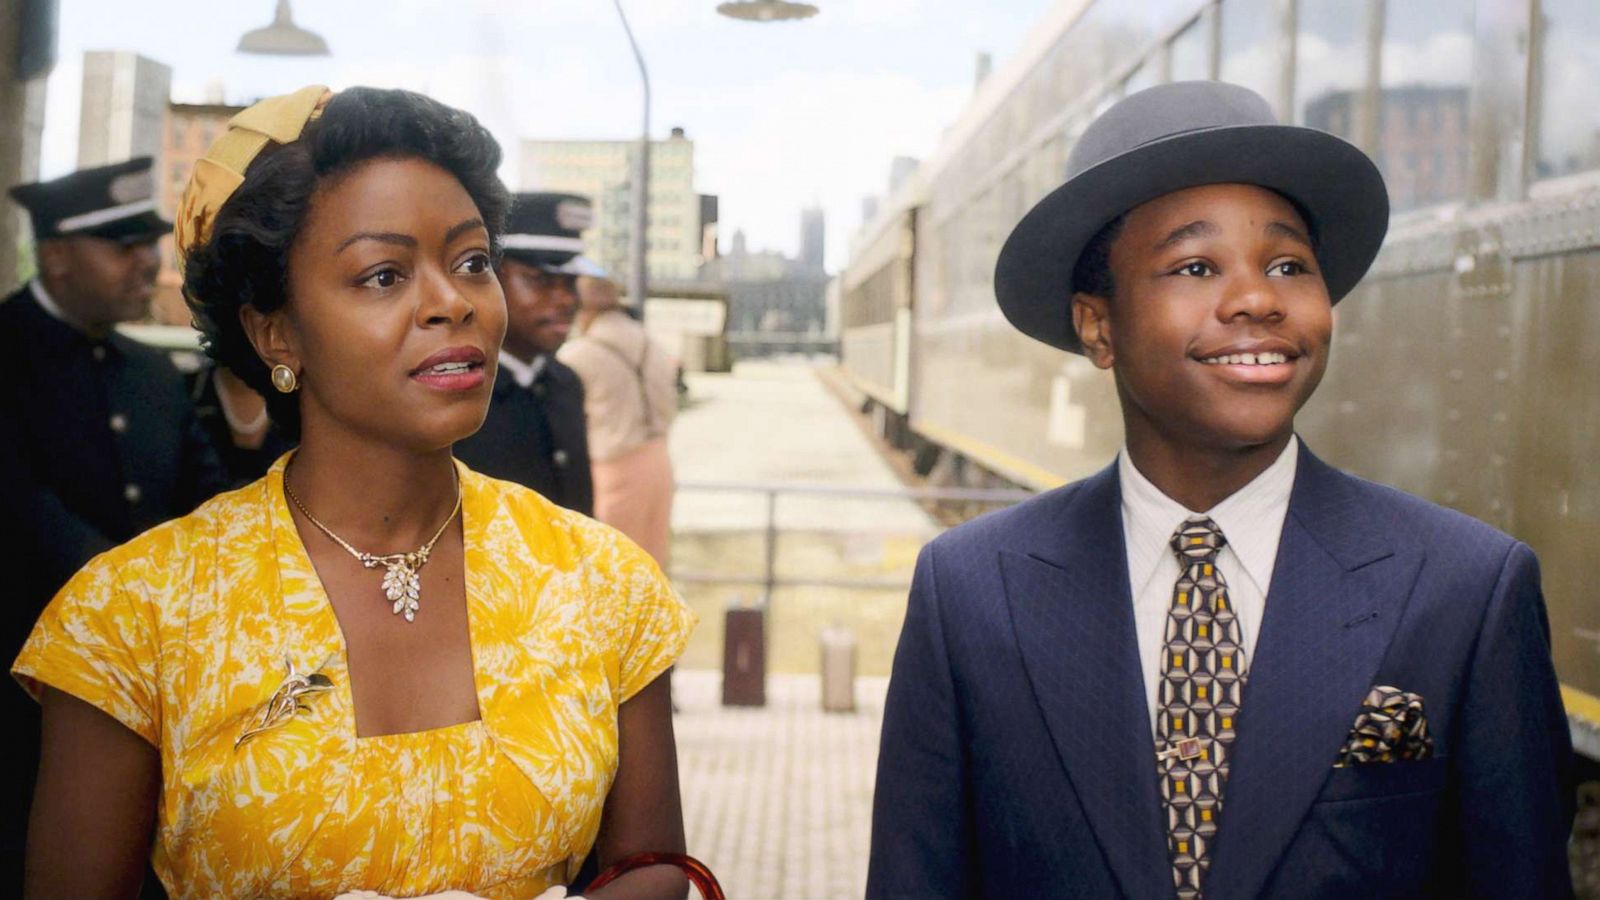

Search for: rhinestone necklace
xmin=283 ymin=466 xmax=461 ymax=622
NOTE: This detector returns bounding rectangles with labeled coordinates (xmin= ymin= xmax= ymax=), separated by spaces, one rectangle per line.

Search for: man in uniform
xmin=455 ymin=192 xmax=594 ymax=515
xmin=559 ymin=269 xmax=678 ymax=563
xmin=1 ymin=156 xmax=226 ymax=881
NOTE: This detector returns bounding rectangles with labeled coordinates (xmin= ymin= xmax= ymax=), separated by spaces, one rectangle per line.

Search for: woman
xmin=13 ymin=86 xmax=695 ymax=899
xmin=189 ymin=359 xmax=293 ymax=486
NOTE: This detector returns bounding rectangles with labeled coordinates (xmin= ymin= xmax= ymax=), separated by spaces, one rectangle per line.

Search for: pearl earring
xmin=270 ymin=364 xmax=299 ymax=394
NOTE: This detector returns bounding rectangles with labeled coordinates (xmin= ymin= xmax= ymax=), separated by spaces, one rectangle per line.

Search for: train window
xmin=1219 ymin=0 xmax=1286 ymax=108
xmin=1169 ymin=12 xmax=1213 ymax=82
xmin=1533 ymin=0 xmax=1600 ymax=180
xmin=1375 ymin=0 xmax=1473 ymax=212
xmin=1124 ymin=54 xmax=1162 ymax=95
xmin=1293 ymin=0 xmax=1370 ymax=144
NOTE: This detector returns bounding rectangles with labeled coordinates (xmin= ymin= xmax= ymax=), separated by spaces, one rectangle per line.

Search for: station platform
xmin=673 ymin=668 xmax=888 ymax=900
xmin=667 ymin=361 xmax=940 ymax=677
xmin=665 ymin=361 xmax=907 ymax=897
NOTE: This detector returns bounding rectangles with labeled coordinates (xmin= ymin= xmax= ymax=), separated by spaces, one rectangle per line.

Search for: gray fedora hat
xmin=995 ymin=80 xmax=1389 ymax=353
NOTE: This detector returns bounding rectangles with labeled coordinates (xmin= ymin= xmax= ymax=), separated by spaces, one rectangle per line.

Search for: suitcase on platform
xmin=722 ymin=603 xmax=766 ymax=707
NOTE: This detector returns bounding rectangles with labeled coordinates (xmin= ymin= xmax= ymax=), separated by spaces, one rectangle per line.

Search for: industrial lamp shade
xmin=715 ymin=0 xmax=819 ymax=22
xmin=238 ymin=0 xmax=330 ymax=56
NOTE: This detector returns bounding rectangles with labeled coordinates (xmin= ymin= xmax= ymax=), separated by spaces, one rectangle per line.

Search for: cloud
xmin=1535 ymin=27 xmax=1600 ymax=173
xmin=327 ymin=53 xmax=526 ymax=182
xmin=686 ymin=70 xmax=967 ymax=267
xmin=37 ymin=0 xmax=1041 ymax=272
xmin=1379 ymin=31 xmax=1474 ymax=87
xmin=39 ymin=55 xmax=82 ymax=179
xmin=839 ymin=0 xmax=922 ymax=27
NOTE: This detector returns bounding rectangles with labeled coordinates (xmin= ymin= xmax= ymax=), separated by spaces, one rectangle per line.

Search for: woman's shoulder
xmin=78 ymin=476 xmax=273 ymax=598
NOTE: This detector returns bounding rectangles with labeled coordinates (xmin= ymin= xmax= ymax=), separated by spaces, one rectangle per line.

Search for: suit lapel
xmin=1206 ymin=446 xmax=1424 ymax=899
xmin=1000 ymin=464 xmax=1173 ymax=900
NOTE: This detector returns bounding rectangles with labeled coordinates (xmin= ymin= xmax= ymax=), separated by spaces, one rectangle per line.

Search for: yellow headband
xmin=173 ymin=84 xmax=332 ymax=276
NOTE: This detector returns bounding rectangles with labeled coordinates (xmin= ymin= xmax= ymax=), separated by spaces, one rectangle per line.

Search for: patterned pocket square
xmin=1333 ymin=685 xmax=1434 ymax=767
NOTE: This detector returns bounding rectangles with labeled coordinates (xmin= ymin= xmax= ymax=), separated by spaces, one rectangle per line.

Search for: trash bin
xmin=820 ymin=624 xmax=856 ymax=713
xmin=722 ymin=600 xmax=766 ymax=707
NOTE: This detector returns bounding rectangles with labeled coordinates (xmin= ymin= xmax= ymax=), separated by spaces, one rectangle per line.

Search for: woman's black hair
xmin=182 ymin=87 xmax=510 ymax=439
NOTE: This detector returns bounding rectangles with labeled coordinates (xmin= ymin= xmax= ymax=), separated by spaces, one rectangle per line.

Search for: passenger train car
xmin=840 ymin=0 xmax=1600 ymax=753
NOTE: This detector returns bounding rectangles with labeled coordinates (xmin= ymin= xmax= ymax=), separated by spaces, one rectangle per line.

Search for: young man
xmin=868 ymin=82 xmax=1573 ymax=899
xmin=454 ymin=192 xmax=595 ymax=515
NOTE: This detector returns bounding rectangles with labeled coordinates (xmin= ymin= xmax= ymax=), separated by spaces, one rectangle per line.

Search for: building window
xmin=1376 ymin=0 xmax=1473 ymax=211
xmin=1123 ymin=54 xmax=1161 ymax=95
xmin=1294 ymin=0 xmax=1370 ymax=144
xmin=1219 ymin=0 xmax=1286 ymax=110
xmin=1534 ymin=0 xmax=1600 ymax=180
xmin=1168 ymin=13 xmax=1212 ymax=82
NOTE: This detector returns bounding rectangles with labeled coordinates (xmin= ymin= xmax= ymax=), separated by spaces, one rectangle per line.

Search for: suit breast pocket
xmin=1276 ymin=757 xmax=1450 ymax=895
xmin=1315 ymin=756 xmax=1448 ymax=804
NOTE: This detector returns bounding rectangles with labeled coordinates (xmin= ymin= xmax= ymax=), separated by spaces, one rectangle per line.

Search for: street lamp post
xmin=608 ymin=0 xmax=816 ymax=316
xmin=613 ymin=0 xmax=650 ymax=315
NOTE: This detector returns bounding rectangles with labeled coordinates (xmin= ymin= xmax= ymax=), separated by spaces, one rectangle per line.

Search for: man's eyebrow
xmin=1154 ymin=220 xmax=1219 ymax=250
xmin=444 ymin=217 xmax=486 ymax=245
xmin=336 ymin=231 xmax=417 ymax=254
xmin=1266 ymin=220 xmax=1313 ymax=248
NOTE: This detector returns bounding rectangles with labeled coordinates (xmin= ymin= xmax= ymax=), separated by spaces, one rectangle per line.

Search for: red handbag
xmin=585 ymin=852 xmax=724 ymax=900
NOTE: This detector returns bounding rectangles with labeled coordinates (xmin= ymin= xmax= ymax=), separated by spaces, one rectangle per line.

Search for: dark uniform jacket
xmin=454 ymin=355 xmax=594 ymax=516
xmin=0 ymin=284 xmax=226 ymax=887
xmin=0 ymin=285 xmax=227 ymax=627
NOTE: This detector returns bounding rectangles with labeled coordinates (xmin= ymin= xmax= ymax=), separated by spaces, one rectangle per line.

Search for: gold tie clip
xmin=1157 ymin=737 xmax=1204 ymax=762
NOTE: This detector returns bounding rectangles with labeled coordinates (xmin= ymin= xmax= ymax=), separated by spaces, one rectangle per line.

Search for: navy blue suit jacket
xmin=868 ymin=444 xmax=1574 ymax=899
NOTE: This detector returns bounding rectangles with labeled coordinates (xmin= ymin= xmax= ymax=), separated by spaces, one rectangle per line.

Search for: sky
xmin=41 ymin=0 xmax=1057 ymax=271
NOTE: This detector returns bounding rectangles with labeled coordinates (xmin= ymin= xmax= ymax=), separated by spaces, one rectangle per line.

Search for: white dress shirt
xmin=1119 ymin=436 xmax=1299 ymax=734
xmin=496 ymin=351 xmax=547 ymax=389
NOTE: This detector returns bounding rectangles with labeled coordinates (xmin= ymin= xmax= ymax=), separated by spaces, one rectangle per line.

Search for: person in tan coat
xmin=558 ymin=270 xmax=679 ymax=565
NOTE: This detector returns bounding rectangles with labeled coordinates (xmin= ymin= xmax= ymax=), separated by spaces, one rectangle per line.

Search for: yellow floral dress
xmin=12 ymin=455 xmax=695 ymax=899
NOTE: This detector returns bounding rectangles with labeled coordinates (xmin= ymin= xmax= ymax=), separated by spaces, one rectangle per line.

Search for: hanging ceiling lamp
xmin=237 ymin=0 xmax=330 ymax=56
xmin=715 ymin=1 xmax=819 ymax=22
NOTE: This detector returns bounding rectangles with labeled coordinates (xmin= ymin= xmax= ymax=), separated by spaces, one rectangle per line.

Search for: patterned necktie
xmin=1156 ymin=517 xmax=1244 ymax=900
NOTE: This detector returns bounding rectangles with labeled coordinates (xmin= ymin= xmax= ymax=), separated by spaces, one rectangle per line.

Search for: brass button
xmin=109 ymin=413 xmax=128 ymax=433
xmin=92 ymin=345 xmax=107 ymax=362
xmin=123 ymin=483 xmax=142 ymax=503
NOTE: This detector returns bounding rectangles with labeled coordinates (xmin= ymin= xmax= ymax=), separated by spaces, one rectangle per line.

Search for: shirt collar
xmin=1119 ymin=435 xmax=1299 ymax=595
xmin=497 ymin=351 xmax=547 ymax=389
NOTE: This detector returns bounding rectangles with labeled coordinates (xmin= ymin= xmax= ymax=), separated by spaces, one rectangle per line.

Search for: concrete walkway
xmin=674 ymin=669 xmax=889 ymax=900
xmin=666 ymin=360 xmax=938 ymax=676
xmin=670 ymin=360 xmax=936 ymax=534
xmin=663 ymin=361 xmax=914 ymax=896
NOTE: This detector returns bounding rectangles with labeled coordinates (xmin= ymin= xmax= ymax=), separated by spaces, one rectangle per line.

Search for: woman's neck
xmin=285 ymin=429 xmax=459 ymax=551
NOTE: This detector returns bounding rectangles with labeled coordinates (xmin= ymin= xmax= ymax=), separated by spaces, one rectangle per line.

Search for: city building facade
xmin=521 ymin=128 xmax=705 ymax=285
xmin=149 ymin=100 xmax=243 ymax=325
xmin=78 ymin=51 xmax=170 ymax=170
xmin=701 ymin=211 xmax=832 ymax=357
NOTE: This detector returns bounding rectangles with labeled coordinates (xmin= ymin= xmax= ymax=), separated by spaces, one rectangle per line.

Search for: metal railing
xmin=670 ymin=480 xmax=1034 ymax=596
xmin=724 ymin=333 xmax=839 ymax=358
